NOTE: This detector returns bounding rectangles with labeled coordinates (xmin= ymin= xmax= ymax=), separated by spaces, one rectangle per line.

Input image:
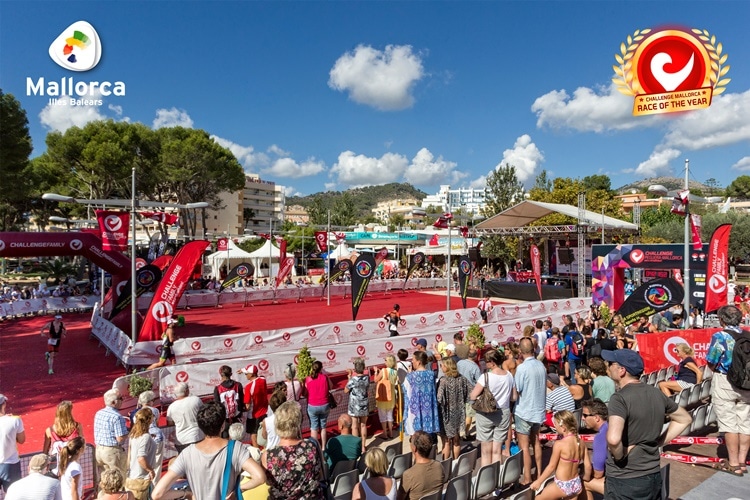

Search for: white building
xmin=422 ymin=185 xmax=487 ymax=214
xmin=371 ymin=199 xmax=426 ymax=225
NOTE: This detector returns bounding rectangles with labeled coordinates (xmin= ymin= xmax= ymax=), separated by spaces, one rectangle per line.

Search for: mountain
xmin=616 ymin=176 xmax=717 ymax=196
xmin=287 ymin=183 xmax=429 ymax=219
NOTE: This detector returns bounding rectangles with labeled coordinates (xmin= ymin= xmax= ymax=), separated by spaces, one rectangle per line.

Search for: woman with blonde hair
xmin=658 ymin=343 xmax=703 ymax=396
xmin=351 ymin=448 xmax=396 ymax=500
xmin=530 ymin=410 xmax=590 ymax=499
xmin=126 ymin=408 xmax=157 ymax=500
xmin=58 ymin=436 xmax=86 ymax=500
xmin=437 ymin=358 xmax=472 ymax=459
xmin=98 ymin=469 xmax=135 ymax=500
xmin=375 ymin=355 xmax=398 ymax=439
xmin=43 ymin=400 xmax=83 ymax=474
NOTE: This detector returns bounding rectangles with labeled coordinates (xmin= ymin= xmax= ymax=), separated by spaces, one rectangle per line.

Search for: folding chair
xmin=383 ymin=441 xmax=403 ymax=464
xmin=506 ymin=487 xmax=535 ymax=500
xmin=471 ymin=461 xmax=499 ymax=499
xmin=387 ymin=451 xmax=413 ymax=480
xmin=418 ymin=490 xmax=443 ymax=500
xmin=437 ymin=456 xmax=453 ymax=483
xmin=451 ymin=448 xmax=478 ymax=479
xmin=329 ymin=459 xmax=357 ymax=481
xmin=660 ymin=463 xmax=670 ymax=500
xmin=699 ymin=379 xmax=711 ymax=401
xmin=330 ymin=469 xmax=359 ymax=499
xmin=497 ymin=451 xmax=523 ymax=494
xmin=444 ymin=472 xmax=472 ymax=500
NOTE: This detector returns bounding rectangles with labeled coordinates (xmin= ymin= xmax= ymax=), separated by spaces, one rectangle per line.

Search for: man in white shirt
xmin=0 ymin=394 xmax=25 ymax=492
xmin=5 ymin=454 xmax=61 ymax=500
xmin=166 ymin=382 xmax=205 ymax=452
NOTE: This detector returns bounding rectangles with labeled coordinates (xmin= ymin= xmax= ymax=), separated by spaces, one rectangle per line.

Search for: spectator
xmin=602 ymin=349 xmax=691 ymax=498
xmin=530 ymin=410 xmax=589 ymax=499
xmin=125 ymin=409 xmax=157 ymax=500
xmin=397 ymin=430 xmax=444 ymax=500
xmin=304 ymin=360 xmax=333 ymax=449
xmin=239 ymin=364 xmax=268 ymax=447
xmin=469 ymin=350 xmax=515 ymax=466
xmin=396 ymin=349 xmax=412 ymax=386
xmin=345 ymin=358 xmax=371 ymax=452
xmin=166 ymin=382 xmax=204 ymax=452
xmin=435 ymin=358 xmax=471 ymax=460
xmin=375 ymin=355 xmax=398 ymax=439
xmin=131 ymin=391 xmax=164 ymax=484
xmin=228 ymin=424 xmax=269 ymax=500
xmin=213 ymin=365 xmax=245 ymax=439
xmin=514 ymin=337 xmax=547 ymax=486
xmin=403 ymin=351 xmax=440 ymax=436
xmin=658 ymin=343 xmax=703 ymax=396
xmin=43 ymin=400 xmax=82 ymax=476
xmin=706 ymin=305 xmax=750 ymax=476
xmin=261 ymin=401 xmax=324 ymax=499
xmin=283 ymin=365 xmax=303 ymax=402
xmin=589 ymin=357 xmax=616 ymax=403
xmin=97 ymin=469 xmax=134 ymax=500
xmin=545 ymin=373 xmax=576 ymax=427
xmin=152 ymin=402 xmax=266 ymax=499
xmin=58 ymin=437 xmax=85 ymax=500
xmin=326 ymin=415 xmax=362 ymax=472
xmin=582 ymin=399 xmax=609 ymax=499
xmin=260 ymin=389 xmax=287 ymax=450
xmin=456 ymin=341 xmax=481 ymax=440
xmin=93 ymin=389 xmax=128 ymax=479
xmin=561 ymin=365 xmax=593 ymax=409
xmin=453 ymin=332 xmax=469 ymax=360
xmin=352 ymin=447 xmax=396 ymax=500
xmin=4 ymin=453 xmax=61 ymax=500
xmin=564 ymin=323 xmax=584 ymax=383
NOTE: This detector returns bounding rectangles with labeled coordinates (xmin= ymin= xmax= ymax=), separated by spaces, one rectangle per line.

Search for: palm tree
xmin=39 ymin=259 xmax=78 ymax=285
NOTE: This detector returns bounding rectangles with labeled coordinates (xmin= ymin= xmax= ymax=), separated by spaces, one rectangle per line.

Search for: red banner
xmin=531 ymin=244 xmax=542 ymax=301
xmin=140 ymin=211 xmax=179 ymax=225
xmin=635 ymin=328 xmax=716 ymax=373
xmin=705 ymin=224 xmax=732 ymax=313
xmin=432 ymin=212 xmax=453 ymax=229
xmin=275 ymin=236 xmax=287 ymax=261
xmin=139 ymin=240 xmax=209 ymax=342
xmin=690 ymin=214 xmax=703 ymax=250
xmin=275 ymin=257 xmax=295 ymax=288
xmin=96 ymin=210 xmax=129 ymax=252
xmin=374 ymin=247 xmax=389 ymax=266
xmin=314 ymin=231 xmax=328 ymax=253
xmin=217 ymin=238 xmax=229 ymax=252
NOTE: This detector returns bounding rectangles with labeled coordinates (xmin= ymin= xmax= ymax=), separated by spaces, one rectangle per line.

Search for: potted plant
xmin=599 ymin=303 xmax=612 ymax=329
xmin=466 ymin=323 xmax=486 ymax=360
xmin=295 ymin=345 xmax=315 ymax=381
xmin=128 ymin=371 xmax=153 ymax=399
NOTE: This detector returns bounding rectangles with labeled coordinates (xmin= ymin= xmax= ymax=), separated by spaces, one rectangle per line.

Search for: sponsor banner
xmin=314 ymin=231 xmax=328 ymax=253
xmin=615 ymin=277 xmax=685 ymax=327
xmin=404 ymin=252 xmax=425 ymax=289
xmin=374 ymin=247 xmax=389 ymax=266
xmin=139 ymin=240 xmax=209 ymax=342
xmin=457 ymin=255 xmax=471 ymax=309
xmin=140 ymin=211 xmax=179 ymax=225
xmin=704 ymin=224 xmax=731 ymax=313
xmin=217 ymin=238 xmax=229 ymax=252
xmin=90 ymin=306 xmax=133 ymax=362
xmin=690 ymin=214 xmax=703 ymax=251
xmin=0 ymin=295 xmax=98 ymax=317
xmin=275 ymin=257 xmax=295 ymax=288
xmin=328 ymin=259 xmax=352 ymax=284
xmin=531 ymin=244 xmax=543 ymax=301
xmin=219 ymin=262 xmax=255 ymax=293
xmin=635 ymin=328 xmax=715 ymax=373
xmin=351 ymin=253 xmax=376 ymax=321
xmin=96 ymin=210 xmax=130 ymax=252
xmin=110 ymin=264 xmax=163 ymax=319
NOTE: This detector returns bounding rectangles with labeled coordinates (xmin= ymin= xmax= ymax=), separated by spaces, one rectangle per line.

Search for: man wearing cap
xmin=40 ymin=315 xmax=66 ymax=375
xmin=5 ymin=453 xmax=61 ymax=500
xmin=93 ymin=389 xmax=128 ymax=479
xmin=0 ymin=395 xmax=25 ymax=492
xmin=240 ymin=364 xmax=268 ymax=447
xmin=602 ymin=349 xmax=691 ymax=499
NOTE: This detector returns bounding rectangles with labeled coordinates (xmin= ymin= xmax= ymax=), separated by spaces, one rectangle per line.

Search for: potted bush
xmin=296 ymin=345 xmax=315 ymax=381
xmin=466 ymin=323 xmax=486 ymax=360
xmin=128 ymin=371 xmax=153 ymax=399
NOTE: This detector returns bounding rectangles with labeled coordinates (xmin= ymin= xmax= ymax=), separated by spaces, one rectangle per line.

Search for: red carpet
xmin=1 ymin=290 xmax=479 ymax=451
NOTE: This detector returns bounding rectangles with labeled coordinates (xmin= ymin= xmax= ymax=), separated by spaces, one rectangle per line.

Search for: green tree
xmin=582 ymin=174 xmax=612 ymax=192
xmin=532 ymin=169 xmax=553 ymax=193
xmin=480 ymin=164 xmax=525 ymax=267
xmin=0 ymin=90 xmax=33 ymax=230
xmin=39 ymin=258 xmax=78 ymax=285
xmin=726 ymin=175 xmax=750 ymax=199
xmin=704 ymin=178 xmax=722 ymax=197
xmin=331 ymin=192 xmax=357 ymax=227
xmin=389 ymin=213 xmax=406 ymax=232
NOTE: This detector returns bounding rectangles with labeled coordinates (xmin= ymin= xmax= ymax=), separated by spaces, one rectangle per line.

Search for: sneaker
xmin=48 ymin=369 xmax=54 ymax=375
xmin=45 ymin=352 xmax=50 ymax=361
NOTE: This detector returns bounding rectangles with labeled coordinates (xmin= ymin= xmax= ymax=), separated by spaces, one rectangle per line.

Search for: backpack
xmin=544 ymin=338 xmax=561 ymax=362
xmin=727 ymin=329 xmax=750 ymax=390
xmin=217 ymin=381 xmax=241 ymax=418
xmin=570 ymin=332 xmax=585 ymax=357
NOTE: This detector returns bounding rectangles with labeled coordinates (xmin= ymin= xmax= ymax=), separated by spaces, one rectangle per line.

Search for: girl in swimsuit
xmin=530 ymin=410 xmax=590 ymax=499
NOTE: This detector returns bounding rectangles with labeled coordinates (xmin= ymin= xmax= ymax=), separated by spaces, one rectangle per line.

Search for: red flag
xmin=139 ymin=240 xmax=209 ymax=342
xmin=151 ymin=254 xmax=174 ymax=271
xmin=275 ymin=257 xmax=295 ymax=288
xmin=96 ymin=210 xmax=129 ymax=252
xmin=374 ymin=247 xmax=389 ymax=266
xmin=432 ymin=212 xmax=453 ymax=229
xmin=334 ymin=232 xmax=346 ymax=243
xmin=217 ymin=238 xmax=229 ymax=252
xmin=140 ymin=211 xmax=179 ymax=225
xmin=670 ymin=190 xmax=689 ymax=216
xmin=531 ymin=244 xmax=543 ymax=301
xmin=314 ymin=231 xmax=328 ymax=253
xmin=690 ymin=214 xmax=703 ymax=250
xmin=673 ymin=269 xmax=683 ymax=285
xmin=428 ymin=234 xmax=439 ymax=246
xmin=704 ymin=224 xmax=732 ymax=313
xmin=459 ymin=226 xmax=469 ymax=238
xmin=275 ymin=236 xmax=287 ymax=261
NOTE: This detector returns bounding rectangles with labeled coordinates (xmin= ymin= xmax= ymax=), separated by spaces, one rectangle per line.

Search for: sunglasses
xmin=582 ymin=413 xmax=594 ymax=418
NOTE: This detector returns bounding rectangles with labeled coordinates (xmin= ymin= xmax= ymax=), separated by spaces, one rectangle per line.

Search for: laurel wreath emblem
xmin=613 ymin=28 xmax=730 ymax=96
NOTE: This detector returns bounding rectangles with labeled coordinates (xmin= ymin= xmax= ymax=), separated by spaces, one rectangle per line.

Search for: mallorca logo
xmin=49 ymin=21 xmax=102 ymax=72
xmin=613 ymin=26 xmax=730 ymax=116
xmin=356 ymin=260 xmax=373 ymax=278
xmin=645 ymin=284 xmax=672 ymax=308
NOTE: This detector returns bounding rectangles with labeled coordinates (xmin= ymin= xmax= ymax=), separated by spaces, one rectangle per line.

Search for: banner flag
xmin=673 ymin=269 xmax=684 ymax=285
xmin=151 ymin=254 xmax=174 ymax=271
xmin=110 ymin=265 xmax=163 ymax=320
xmin=140 ymin=211 xmax=179 ymax=225
xmin=220 ymin=262 xmax=255 ymax=293
xmin=432 ymin=212 xmax=453 ymax=229
xmin=96 ymin=210 xmax=129 ymax=252
xmin=403 ymin=252 xmax=425 ymax=289
xmin=217 ymin=238 xmax=229 ymax=252
xmin=428 ymin=234 xmax=439 ymax=246
xmin=531 ymin=244 xmax=543 ymax=301
xmin=690 ymin=214 xmax=703 ymax=251
xmin=671 ymin=190 xmax=689 ymax=216
xmin=275 ymin=257 xmax=295 ymax=288
xmin=704 ymin=224 xmax=732 ymax=313
xmin=314 ymin=231 xmax=328 ymax=253
xmin=613 ymin=277 xmax=685 ymax=327
xmin=457 ymin=255 xmax=471 ymax=309
xmin=139 ymin=240 xmax=209 ymax=342
xmin=328 ymin=259 xmax=351 ymax=284
xmin=374 ymin=247 xmax=389 ymax=266
xmin=351 ymin=253 xmax=376 ymax=321
xmin=635 ymin=328 xmax=713 ymax=373
xmin=275 ymin=236 xmax=287 ymax=261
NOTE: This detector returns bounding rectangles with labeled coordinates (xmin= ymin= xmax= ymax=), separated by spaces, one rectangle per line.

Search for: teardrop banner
xmin=457 ymin=255 xmax=471 ymax=309
xmin=351 ymin=253 xmax=376 ymax=321
xmin=614 ymin=277 xmax=685 ymax=327
xmin=220 ymin=262 xmax=255 ymax=292
xmin=403 ymin=251 xmax=425 ymax=290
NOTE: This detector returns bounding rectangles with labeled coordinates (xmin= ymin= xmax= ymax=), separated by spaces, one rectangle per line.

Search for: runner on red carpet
xmin=147 ymin=318 xmax=177 ymax=371
xmin=385 ymin=304 xmax=401 ymax=337
xmin=40 ymin=315 xmax=66 ymax=375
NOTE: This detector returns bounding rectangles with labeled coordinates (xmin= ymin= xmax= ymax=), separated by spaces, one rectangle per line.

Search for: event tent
xmin=328 ymin=243 xmax=353 ymax=260
xmin=206 ymin=240 xmax=255 ymax=277
xmin=245 ymin=239 xmax=283 ymax=278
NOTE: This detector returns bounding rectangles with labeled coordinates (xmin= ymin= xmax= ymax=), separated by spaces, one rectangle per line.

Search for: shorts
xmin=514 ymin=415 xmax=541 ymax=436
xmin=47 ymin=338 xmax=61 ymax=353
xmin=480 ymin=310 xmax=488 ymax=321
xmin=378 ymin=408 xmax=394 ymax=423
xmin=676 ymin=380 xmax=695 ymax=390
xmin=160 ymin=346 xmax=175 ymax=361
xmin=307 ymin=403 xmax=330 ymax=431
xmin=475 ymin=408 xmax=510 ymax=443
xmin=711 ymin=372 xmax=750 ymax=434
xmin=0 ymin=462 xmax=22 ymax=490
xmin=605 ymin=471 xmax=661 ymax=500
xmin=465 ymin=402 xmax=476 ymax=418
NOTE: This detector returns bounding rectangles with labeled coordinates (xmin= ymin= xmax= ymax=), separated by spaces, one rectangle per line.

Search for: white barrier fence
xmin=0 ymin=295 xmax=98 ymax=318
xmin=110 ymin=298 xmax=589 ymax=402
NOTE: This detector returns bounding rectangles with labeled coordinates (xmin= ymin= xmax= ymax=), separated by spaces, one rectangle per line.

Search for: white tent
xmin=246 ymin=239 xmax=283 ymax=278
xmin=329 ymin=243 xmax=353 ymax=260
xmin=206 ymin=240 xmax=255 ymax=277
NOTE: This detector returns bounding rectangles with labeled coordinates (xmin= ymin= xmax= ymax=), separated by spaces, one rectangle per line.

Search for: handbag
xmin=327 ymin=390 xmax=338 ymax=408
xmin=221 ymin=440 xmax=243 ymax=500
xmin=124 ymin=477 xmax=151 ymax=500
xmin=472 ymin=372 xmax=498 ymax=413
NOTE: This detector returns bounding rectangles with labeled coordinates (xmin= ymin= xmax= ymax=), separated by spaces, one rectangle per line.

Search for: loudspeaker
xmin=558 ymin=248 xmax=575 ymax=265
xmin=468 ymin=247 xmax=480 ymax=262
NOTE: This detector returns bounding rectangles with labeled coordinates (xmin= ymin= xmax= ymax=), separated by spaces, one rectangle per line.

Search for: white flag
xmin=719 ymin=197 xmax=731 ymax=214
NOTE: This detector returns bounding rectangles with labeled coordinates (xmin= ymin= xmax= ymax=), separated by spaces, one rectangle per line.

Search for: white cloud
xmin=330 ymin=151 xmax=409 ymax=186
xmin=211 ymin=135 xmax=269 ymax=169
xmin=108 ymin=104 xmax=123 ymax=116
xmin=732 ymin=156 xmax=750 ymax=171
xmin=496 ymin=134 xmax=544 ymax=183
xmin=262 ymin=157 xmax=326 ymax=178
xmin=283 ymin=186 xmax=302 ymax=197
xmin=268 ymin=144 xmax=291 ymax=156
xmin=404 ymin=148 xmax=464 ymax=186
xmin=39 ymin=92 xmax=107 ymax=132
xmin=328 ymin=44 xmax=425 ymax=111
xmin=324 ymin=182 xmax=338 ymax=191
xmin=635 ymin=148 xmax=682 ymax=177
xmin=153 ymin=107 xmax=194 ymax=129
xmin=469 ymin=175 xmax=487 ymax=190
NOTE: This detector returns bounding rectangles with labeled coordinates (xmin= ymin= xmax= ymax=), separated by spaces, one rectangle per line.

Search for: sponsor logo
xmin=80 ymin=296 xmax=88 ymax=304
xmin=137 ymin=269 xmax=156 ymax=287
xmin=411 ymin=338 xmax=418 ymax=346
xmin=470 ymin=310 xmax=477 ymax=319
xmin=237 ymin=265 xmax=250 ymax=277
xmin=500 ymin=307 xmax=506 ymax=315
xmin=293 ymin=354 xmax=299 ymax=365
xmin=514 ymin=306 xmax=520 ymax=313
xmin=333 ymin=326 xmax=341 ymax=334
xmin=384 ymin=341 xmax=394 ymax=351
xmin=552 ymin=302 xmax=558 ymax=310
xmin=515 ymin=321 xmax=522 ymax=330
xmin=175 ymin=371 xmax=189 ymax=383
xmin=400 ymin=319 xmax=406 ymax=327
xmin=460 ymin=260 xmax=471 ymax=274
xmin=309 ymin=329 xmax=317 ymax=338
xmin=413 ymin=254 xmax=424 ymax=265
xmin=437 ymin=314 xmax=444 ymax=322
xmin=377 ymin=321 xmax=385 ymax=329
xmin=435 ymin=334 xmax=443 ymax=342
xmin=0 ymin=240 xmax=5 ymax=251
xmin=191 ymin=341 xmax=201 ymax=351
xmin=70 ymin=239 xmax=83 ymax=251
xmin=540 ymin=303 xmax=546 ymax=311
xmin=356 ymin=260 xmax=373 ymax=277
xmin=645 ymin=283 xmax=672 ymax=308
xmin=630 ymin=249 xmax=645 ymax=264
xmin=49 ymin=21 xmax=102 ymax=71
xmin=357 ymin=345 xmax=366 ymax=356
xmin=664 ymin=335 xmax=688 ymax=364
xmin=258 ymin=359 xmax=269 ymax=371
xmin=326 ymin=349 xmax=336 ymax=360
xmin=708 ymin=274 xmax=727 ymax=294
xmin=151 ymin=301 xmax=173 ymax=323
xmin=420 ymin=316 xmax=427 ymax=324
xmin=254 ymin=335 xmax=263 ymax=345
xmin=498 ymin=324 xmax=504 ymax=333
xmin=565 ymin=300 xmax=571 ymax=308
xmin=282 ymin=332 xmax=291 ymax=341
xmin=527 ymin=304 xmax=533 ymax=311
xmin=104 ymin=214 xmax=122 ymax=231
xmin=223 ymin=338 xmax=233 ymax=348
xmin=455 ymin=312 xmax=462 ymax=320
xmin=356 ymin=324 xmax=364 ymax=332
xmin=155 ymin=345 xmax=162 ymax=354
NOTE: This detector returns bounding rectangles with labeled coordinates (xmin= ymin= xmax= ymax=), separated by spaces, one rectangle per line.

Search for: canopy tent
xmin=245 ymin=238 xmax=283 ymax=278
xmin=206 ymin=240 xmax=255 ymax=277
xmin=475 ymin=200 xmax=638 ymax=236
xmin=328 ymin=242 xmax=353 ymax=260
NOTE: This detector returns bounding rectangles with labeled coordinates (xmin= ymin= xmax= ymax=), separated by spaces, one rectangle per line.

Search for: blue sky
xmin=1 ymin=1 xmax=748 ymax=198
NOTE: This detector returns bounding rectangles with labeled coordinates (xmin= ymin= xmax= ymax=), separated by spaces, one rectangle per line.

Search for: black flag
xmin=458 ymin=255 xmax=472 ymax=309
xmin=351 ymin=253 xmax=376 ymax=321
xmin=403 ymin=252 xmax=425 ymax=290
xmin=109 ymin=265 xmax=162 ymax=320
xmin=219 ymin=262 xmax=255 ymax=292
xmin=328 ymin=259 xmax=352 ymax=284
xmin=613 ymin=277 xmax=685 ymax=327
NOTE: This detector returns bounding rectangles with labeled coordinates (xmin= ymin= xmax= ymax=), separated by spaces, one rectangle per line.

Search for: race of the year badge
xmin=613 ymin=27 xmax=730 ymax=116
